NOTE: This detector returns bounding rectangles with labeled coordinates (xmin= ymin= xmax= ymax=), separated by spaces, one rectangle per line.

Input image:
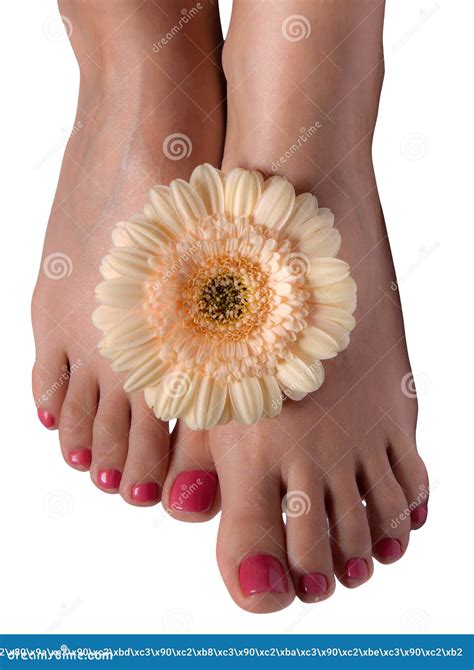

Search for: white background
xmin=0 ymin=0 xmax=472 ymax=634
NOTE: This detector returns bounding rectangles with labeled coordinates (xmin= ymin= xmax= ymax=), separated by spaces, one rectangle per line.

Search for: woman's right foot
xmin=32 ymin=0 xmax=225 ymax=504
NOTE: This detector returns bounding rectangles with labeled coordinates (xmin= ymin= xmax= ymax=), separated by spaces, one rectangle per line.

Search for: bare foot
xmin=32 ymin=0 xmax=225 ymax=504
xmin=160 ymin=0 xmax=429 ymax=613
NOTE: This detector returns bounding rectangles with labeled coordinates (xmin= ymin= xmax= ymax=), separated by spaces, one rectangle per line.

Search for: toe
xmin=58 ymin=363 xmax=98 ymax=471
xmin=211 ymin=426 xmax=295 ymax=613
xmin=358 ymin=449 xmax=411 ymax=564
xmin=327 ymin=474 xmax=373 ymax=588
xmin=163 ymin=421 xmax=219 ymax=522
xmin=119 ymin=393 xmax=170 ymax=506
xmin=389 ymin=441 xmax=429 ymax=530
xmin=90 ymin=384 xmax=131 ymax=494
xmin=32 ymin=348 xmax=70 ymax=430
xmin=285 ymin=464 xmax=335 ymax=603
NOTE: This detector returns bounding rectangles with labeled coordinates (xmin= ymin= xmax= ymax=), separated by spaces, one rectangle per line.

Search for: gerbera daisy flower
xmin=93 ymin=164 xmax=356 ymax=429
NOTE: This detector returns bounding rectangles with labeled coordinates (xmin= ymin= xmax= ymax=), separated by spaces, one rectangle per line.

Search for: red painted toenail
xmin=98 ymin=468 xmax=122 ymax=491
xmin=299 ymin=573 xmax=328 ymax=596
xmin=239 ymin=554 xmax=288 ymax=596
xmin=131 ymin=482 xmax=160 ymax=503
xmin=37 ymin=407 xmax=56 ymax=429
xmin=374 ymin=538 xmax=402 ymax=560
xmin=345 ymin=558 xmax=369 ymax=580
xmin=411 ymin=503 xmax=428 ymax=528
xmin=169 ymin=470 xmax=218 ymax=513
xmin=68 ymin=448 xmax=92 ymax=470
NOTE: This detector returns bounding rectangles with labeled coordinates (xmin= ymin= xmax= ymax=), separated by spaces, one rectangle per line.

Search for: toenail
xmin=239 ymin=554 xmax=288 ymax=596
xmin=68 ymin=448 xmax=92 ymax=470
xmin=374 ymin=538 xmax=402 ymax=560
xmin=411 ymin=503 xmax=428 ymax=528
xmin=98 ymin=468 xmax=122 ymax=491
xmin=37 ymin=407 xmax=55 ymax=429
xmin=345 ymin=558 xmax=369 ymax=581
xmin=299 ymin=573 xmax=328 ymax=597
xmin=131 ymin=482 xmax=160 ymax=503
xmin=169 ymin=470 xmax=218 ymax=513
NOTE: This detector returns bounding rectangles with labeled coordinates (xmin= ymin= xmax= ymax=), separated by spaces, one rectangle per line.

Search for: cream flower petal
xmin=95 ymin=278 xmax=144 ymax=309
xmin=229 ymin=377 xmax=264 ymax=424
xmin=190 ymin=163 xmax=225 ymax=215
xmin=224 ymin=168 xmax=263 ymax=219
xmin=295 ymin=228 xmax=341 ymax=258
xmin=276 ymin=355 xmax=325 ymax=397
xmin=94 ymin=165 xmax=356 ymax=428
xmin=148 ymin=185 xmax=185 ymax=237
xmin=170 ymin=178 xmax=207 ymax=224
xmin=193 ymin=374 xmax=227 ymax=429
xmin=260 ymin=375 xmax=283 ymax=418
xmin=307 ymin=258 xmax=350 ymax=288
xmin=107 ymin=248 xmax=155 ymax=281
xmin=292 ymin=326 xmax=339 ymax=361
xmin=253 ymin=176 xmax=296 ymax=231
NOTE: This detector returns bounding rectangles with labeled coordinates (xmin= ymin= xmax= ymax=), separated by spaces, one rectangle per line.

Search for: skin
xmin=32 ymin=0 xmax=429 ymax=613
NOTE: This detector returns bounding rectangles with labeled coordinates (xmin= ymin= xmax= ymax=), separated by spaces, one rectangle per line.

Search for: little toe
xmin=58 ymin=363 xmax=98 ymax=471
xmin=285 ymin=467 xmax=335 ymax=603
xmin=119 ymin=393 xmax=170 ymax=506
xmin=33 ymin=347 xmax=70 ymax=430
xmin=358 ymin=450 xmax=410 ymax=564
xmin=163 ymin=421 xmax=219 ymax=522
xmin=90 ymin=386 xmax=130 ymax=494
xmin=327 ymin=475 xmax=373 ymax=588
xmin=388 ymin=441 xmax=429 ymax=530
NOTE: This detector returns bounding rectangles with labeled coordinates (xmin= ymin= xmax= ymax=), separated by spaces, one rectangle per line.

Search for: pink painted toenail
xmin=131 ymin=482 xmax=160 ymax=503
xmin=374 ymin=538 xmax=402 ymax=560
xmin=411 ymin=503 xmax=428 ymax=528
xmin=345 ymin=558 xmax=369 ymax=580
xmin=98 ymin=468 xmax=122 ymax=491
xmin=300 ymin=573 xmax=328 ymax=596
xmin=169 ymin=470 xmax=218 ymax=513
xmin=37 ymin=407 xmax=55 ymax=429
xmin=68 ymin=448 xmax=91 ymax=470
xmin=239 ymin=554 xmax=288 ymax=596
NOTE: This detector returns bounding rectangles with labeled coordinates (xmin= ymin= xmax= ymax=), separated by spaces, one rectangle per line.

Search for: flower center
xmin=184 ymin=255 xmax=273 ymax=340
xmin=199 ymin=274 xmax=248 ymax=324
